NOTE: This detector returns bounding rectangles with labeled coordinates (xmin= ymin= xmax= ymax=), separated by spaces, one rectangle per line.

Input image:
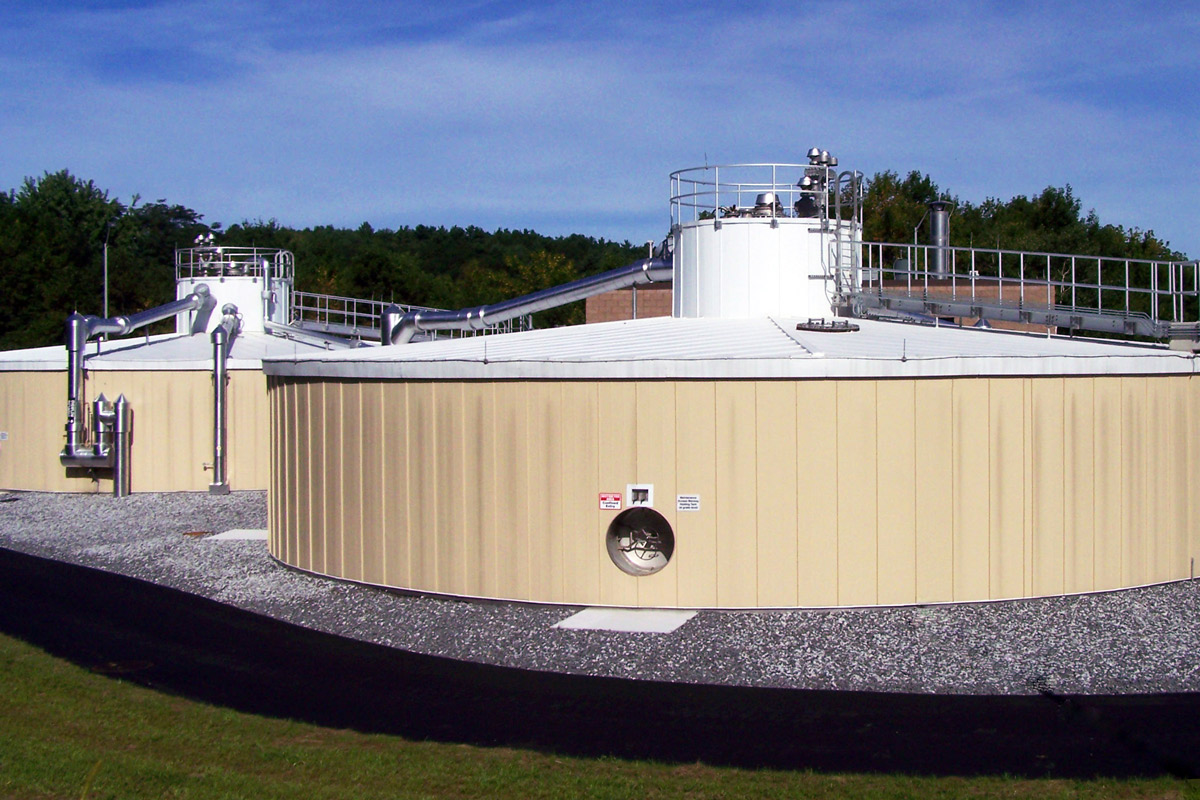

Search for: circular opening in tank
xmin=605 ymin=507 xmax=675 ymax=576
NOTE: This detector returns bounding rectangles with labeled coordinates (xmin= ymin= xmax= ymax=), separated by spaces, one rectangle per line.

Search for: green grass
xmin=0 ymin=632 xmax=1196 ymax=800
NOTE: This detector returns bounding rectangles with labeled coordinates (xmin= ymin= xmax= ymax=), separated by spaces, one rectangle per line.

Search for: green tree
xmin=862 ymin=170 xmax=947 ymax=245
xmin=0 ymin=171 xmax=215 ymax=348
xmin=0 ymin=171 xmax=122 ymax=347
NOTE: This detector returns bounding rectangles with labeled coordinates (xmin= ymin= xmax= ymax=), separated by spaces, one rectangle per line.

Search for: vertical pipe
xmin=112 ymin=394 xmax=131 ymax=497
xmin=210 ymin=324 xmax=229 ymax=494
xmin=262 ymin=255 xmax=273 ymax=323
xmin=928 ymin=200 xmax=953 ymax=278
xmin=63 ymin=313 xmax=90 ymax=457
xmin=92 ymin=394 xmax=112 ymax=458
xmin=209 ymin=304 xmax=239 ymax=494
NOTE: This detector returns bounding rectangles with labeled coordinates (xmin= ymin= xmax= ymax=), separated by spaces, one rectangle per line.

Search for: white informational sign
xmin=677 ymin=494 xmax=700 ymax=512
xmin=599 ymin=492 xmax=622 ymax=510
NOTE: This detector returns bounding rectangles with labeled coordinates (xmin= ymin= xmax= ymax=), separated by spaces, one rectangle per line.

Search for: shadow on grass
xmin=1 ymin=546 xmax=1197 ymax=779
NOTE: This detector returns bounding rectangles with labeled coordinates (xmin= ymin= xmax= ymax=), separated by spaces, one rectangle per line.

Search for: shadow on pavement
xmin=2 ymin=546 xmax=1198 ymax=779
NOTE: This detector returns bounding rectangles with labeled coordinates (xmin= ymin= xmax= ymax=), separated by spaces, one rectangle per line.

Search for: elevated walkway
xmin=844 ymin=241 xmax=1200 ymax=345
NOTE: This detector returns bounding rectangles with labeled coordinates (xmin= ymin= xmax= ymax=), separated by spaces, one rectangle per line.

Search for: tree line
xmin=0 ymin=169 xmax=1184 ymax=349
xmin=861 ymin=171 xmax=1186 ymax=323
xmin=862 ymin=170 xmax=1181 ymax=261
xmin=0 ymin=170 xmax=644 ymax=347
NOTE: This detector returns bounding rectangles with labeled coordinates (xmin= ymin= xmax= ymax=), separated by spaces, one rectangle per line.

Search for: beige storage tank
xmin=263 ymin=155 xmax=1200 ymax=609
xmin=264 ymin=318 xmax=1200 ymax=608
xmin=0 ymin=245 xmax=357 ymax=494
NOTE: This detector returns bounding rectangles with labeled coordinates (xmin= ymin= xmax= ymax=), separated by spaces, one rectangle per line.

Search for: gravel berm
xmin=2 ymin=490 xmax=1198 ymax=697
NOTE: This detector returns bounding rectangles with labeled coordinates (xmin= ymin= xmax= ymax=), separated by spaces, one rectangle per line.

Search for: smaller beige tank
xmin=0 ymin=243 xmax=356 ymax=494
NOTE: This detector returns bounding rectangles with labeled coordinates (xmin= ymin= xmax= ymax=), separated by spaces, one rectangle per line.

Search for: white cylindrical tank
xmin=672 ymin=217 xmax=833 ymax=318
xmin=173 ymin=246 xmax=294 ymax=334
xmin=669 ymin=163 xmax=861 ymax=320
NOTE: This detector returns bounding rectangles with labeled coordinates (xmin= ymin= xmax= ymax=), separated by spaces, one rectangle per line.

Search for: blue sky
xmin=3 ymin=0 xmax=1197 ymax=257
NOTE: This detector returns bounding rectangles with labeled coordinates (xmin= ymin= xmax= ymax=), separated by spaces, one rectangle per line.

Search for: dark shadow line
xmin=2 ymin=546 xmax=1198 ymax=779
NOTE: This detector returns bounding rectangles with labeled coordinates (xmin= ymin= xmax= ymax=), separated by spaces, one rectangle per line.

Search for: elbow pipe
xmin=211 ymin=303 xmax=241 ymax=356
xmin=62 ymin=284 xmax=214 ymax=461
xmin=384 ymin=257 xmax=672 ymax=345
xmin=74 ymin=284 xmax=216 ymax=343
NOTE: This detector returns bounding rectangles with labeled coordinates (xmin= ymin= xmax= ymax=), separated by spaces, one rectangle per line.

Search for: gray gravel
xmin=2 ymin=490 xmax=1198 ymax=696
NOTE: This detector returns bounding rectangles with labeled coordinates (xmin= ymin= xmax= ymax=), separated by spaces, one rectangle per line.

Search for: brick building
xmin=585 ymin=284 xmax=672 ymax=323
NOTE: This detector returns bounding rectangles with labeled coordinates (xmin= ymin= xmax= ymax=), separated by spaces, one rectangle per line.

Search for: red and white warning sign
xmin=598 ymin=492 xmax=622 ymax=510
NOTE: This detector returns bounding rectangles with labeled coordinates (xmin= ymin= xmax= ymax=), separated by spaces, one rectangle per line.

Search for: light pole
xmin=103 ymin=219 xmax=114 ymax=320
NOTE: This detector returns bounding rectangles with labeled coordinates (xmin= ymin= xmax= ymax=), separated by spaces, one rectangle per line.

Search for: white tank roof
xmin=261 ymin=317 xmax=1198 ymax=381
xmin=0 ymin=331 xmax=347 ymax=372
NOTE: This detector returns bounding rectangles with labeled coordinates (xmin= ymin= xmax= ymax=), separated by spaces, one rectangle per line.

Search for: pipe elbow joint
xmin=466 ymin=309 xmax=488 ymax=331
xmin=64 ymin=312 xmax=90 ymax=350
xmin=390 ymin=314 xmax=420 ymax=345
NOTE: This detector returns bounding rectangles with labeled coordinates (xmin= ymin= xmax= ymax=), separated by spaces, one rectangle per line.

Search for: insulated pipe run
xmin=209 ymin=304 xmax=240 ymax=495
xmin=382 ymin=257 xmax=672 ymax=345
xmin=62 ymin=284 xmax=215 ymax=461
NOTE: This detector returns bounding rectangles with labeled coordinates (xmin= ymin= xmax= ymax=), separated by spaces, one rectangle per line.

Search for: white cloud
xmin=1 ymin=0 xmax=1196 ymax=255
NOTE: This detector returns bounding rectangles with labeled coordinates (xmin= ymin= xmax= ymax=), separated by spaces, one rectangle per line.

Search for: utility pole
xmin=102 ymin=218 xmax=114 ymax=336
xmin=103 ymin=237 xmax=109 ymax=318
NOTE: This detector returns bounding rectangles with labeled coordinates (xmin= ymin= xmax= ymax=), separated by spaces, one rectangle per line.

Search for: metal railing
xmin=176 ymin=245 xmax=534 ymax=341
xmin=176 ymin=246 xmax=294 ymax=283
xmin=670 ymin=162 xmax=863 ymax=226
xmin=851 ymin=241 xmax=1200 ymax=338
xmin=292 ymin=291 xmax=532 ymax=341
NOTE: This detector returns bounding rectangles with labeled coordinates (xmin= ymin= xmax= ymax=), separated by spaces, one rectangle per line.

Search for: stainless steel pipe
xmin=384 ymin=257 xmax=672 ymax=345
xmin=112 ymin=394 xmax=131 ymax=497
xmin=60 ymin=284 xmax=215 ymax=496
xmin=208 ymin=304 xmax=240 ymax=495
xmin=928 ymin=200 xmax=953 ymax=278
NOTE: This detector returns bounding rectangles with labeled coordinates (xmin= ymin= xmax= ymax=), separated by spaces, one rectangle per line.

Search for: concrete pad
xmin=207 ymin=529 xmax=268 ymax=541
xmin=553 ymin=607 xmax=696 ymax=634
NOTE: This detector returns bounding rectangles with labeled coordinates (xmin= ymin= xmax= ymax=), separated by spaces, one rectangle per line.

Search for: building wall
xmin=0 ymin=369 xmax=270 ymax=492
xmin=585 ymin=286 xmax=673 ymax=324
xmin=269 ymin=374 xmax=1200 ymax=608
xmin=583 ymin=283 xmax=1053 ymax=329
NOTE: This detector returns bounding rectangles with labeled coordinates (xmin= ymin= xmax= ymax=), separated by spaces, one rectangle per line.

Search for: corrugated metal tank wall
xmin=673 ymin=218 xmax=825 ymax=319
xmin=268 ymin=375 xmax=1200 ymax=609
xmin=0 ymin=370 xmax=270 ymax=492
